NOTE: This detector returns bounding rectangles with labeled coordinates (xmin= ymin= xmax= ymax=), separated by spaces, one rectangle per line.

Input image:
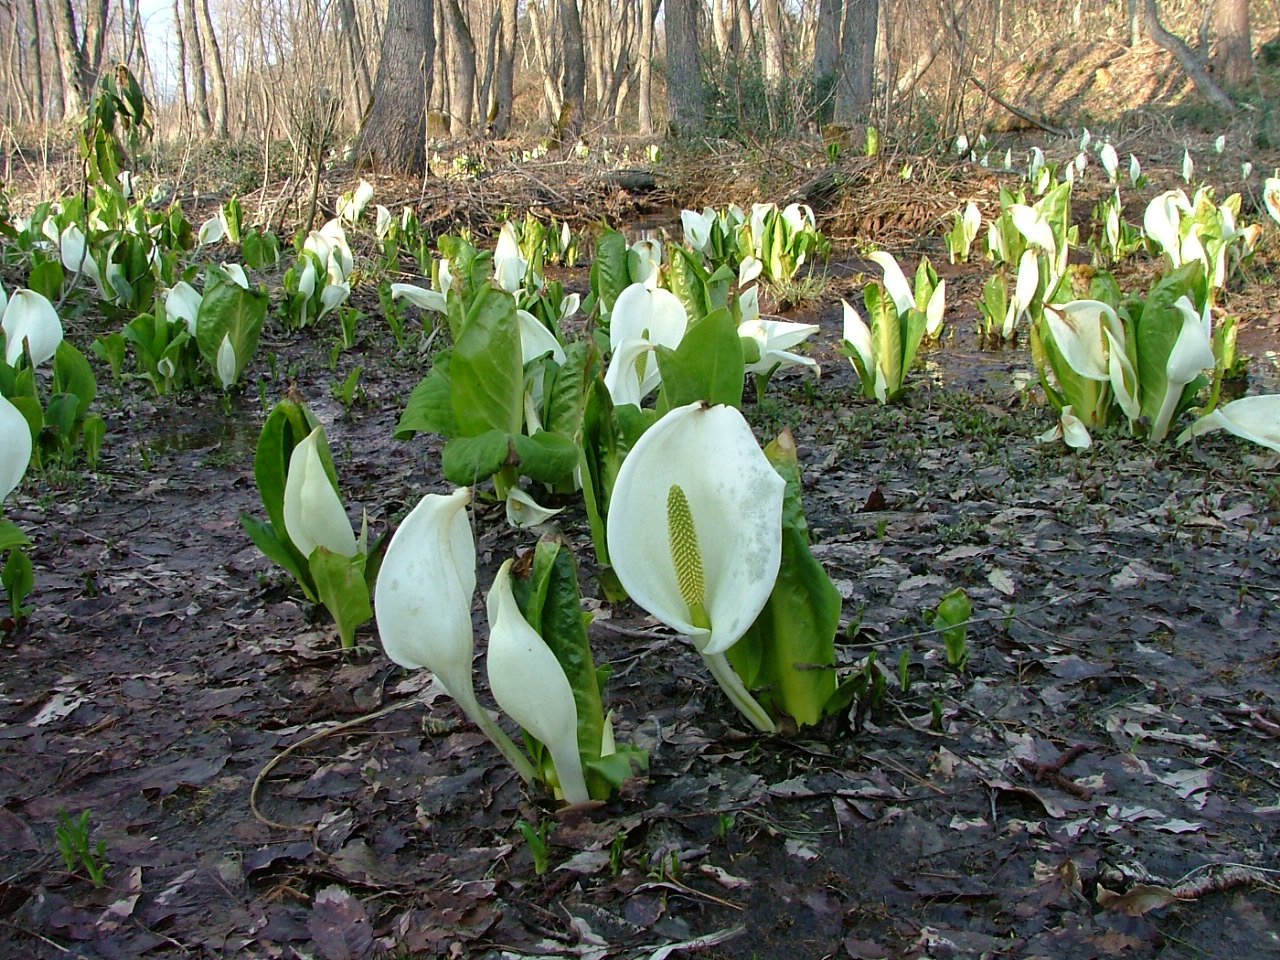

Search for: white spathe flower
xmin=739 ymin=316 xmax=820 ymax=375
xmin=1129 ymin=154 xmax=1142 ymax=186
xmin=749 ymin=203 xmax=774 ymax=253
xmin=609 ymin=283 xmax=687 ymax=354
xmin=516 ymin=309 xmax=566 ymax=365
xmin=961 ymin=201 xmax=981 ymax=245
xmin=1043 ymin=300 xmax=1124 ymax=382
xmin=318 ymin=282 xmax=350 ymax=321
xmin=558 ymin=293 xmax=580 ymax=321
xmin=606 ymin=401 xmax=784 ymax=658
xmin=166 ymin=282 xmax=202 ymax=336
xmin=374 ymin=205 xmax=393 ymax=240
xmin=197 ymin=215 xmax=226 ymax=246
xmin=925 ymin=279 xmax=946 ymax=338
xmin=955 ymin=134 xmax=969 ymax=156
xmin=1039 ymin=405 xmax=1092 ymax=450
xmin=1007 ymin=249 xmax=1041 ymax=339
xmin=338 ymin=180 xmax=375 ymax=224
xmin=1182 ymin=149 xmax=1194 ymax=183
xmin=391 ymin=282 xmax=447 ymax=313
xmin=781 ymin=203 xmax=815 ymax=233
xmin=867 ymin=251 xmax=914 ymax=316
xmin=1263 ymin=178 xmax=1280 ymax=225
xmin=1143 ymin=190 xmax=1192 ymax=264
xmin=738 ymin=256 xmax=763 ymax=287
xmin=1241 ymin=161 xmax=1253 ymax=181
xmin=376 ymin=488 xmax=475 ymax=683
xmin=628 ymin=239 xmax=663 ymax=288
xmin=1179 ymin=395 xmax=1280 ymax=452
xmin=1214 ymin=135 xmax=1226 ymax=154
xmin=221 ymin=263 xmax=250 ymax=289
xmin=297 ymin=257 xmax=317 ymax=300
xmin=841 ymin=299 xmax=886 ymax=403
xmin=1149 ymin=296 xmax=1216 ymax=443
xmin=215 ymin=334 xmax=238 ymax=388
xmin=59 ymin=224 xmax=101 ymax=288
xmin=486 ymin=559 xmax=589 ymax=804
xmin=505 ymin=487 xmax=565 ymax=528
xmin=1100 ymin=143 xmax=1119 ymax=182
xmin=0 ymin=394 xmax=32 ymax=503
xmin=2 ymin=289 xmax=64 ymax=367
xmin=1028 ymin=147 xmax=1045 ymax=182
xmin=1009 ymin=205 xmax=1056 ymax=260
xmin=680 ymin=208 xmax=715 ymax=253
xmin=304 ymin=220 xmax=354 ymax=283
xmin=1080 ymin=128 xmax=1092 ymax=151
xmin=282 ymin=427 xmax=357 ymax=558
xmin=738 ymin=285 xmax=760 ymax=325
xmin=494 ymin=221 xmax=528 ymax=293
xmin=603 ymin=338 xmax=660 ymax=407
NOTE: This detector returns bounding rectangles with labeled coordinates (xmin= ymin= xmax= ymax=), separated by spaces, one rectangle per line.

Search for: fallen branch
xmin=967 ymin=77 xmax=1069 ymax=138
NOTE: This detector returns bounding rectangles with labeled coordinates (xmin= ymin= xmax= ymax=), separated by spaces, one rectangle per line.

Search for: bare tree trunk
xmin=182 ymin=0 xmax=211 ymax=132
xmin=733 ymin=0 xmax=755 ymax=58
xmin=173 ymin=0 xmax=190 ymax=129
xmin=557 ymin=0 xmax=586 ymax=143
xmin=665 ymin=0 xmax=704 ymax=136
xmin=525 ymin=0 xmax=562 ymax=124
xmin=637 ymin=0 xmax=655 ymax=132
xmin=442 ymin=0 xmax=477 ymax=132
xmin=1211 ymin=0 xmax=1252 ymax=86
xmin=336 ymin=0 xmax=373 ymax=121
xmin=81 ymin=0 xmax=109 ymax=91
xmin=1140 ymin=0 xmax=1236 ymax=111
xmin=491 ymin=0 xmax=518 ymax=134
xmin=197 ymin=0 xmax=228 ymax=136
xmin=834 ymin=0 xmax=877 ymax=123
xmin=25 ymin=0 xmax=45 ymax=121
xmin=814 ymin=0 xmax=841 ymax=117
xmin=1127 ymin=0 xmax=1142 ymax=46
xmin=49 ymin=0 xmax=87 ymax=117
xmin=354 ymin=0 xmax=433 ymax=171
xmin=761 ymin=0 xmax=786 ymax=83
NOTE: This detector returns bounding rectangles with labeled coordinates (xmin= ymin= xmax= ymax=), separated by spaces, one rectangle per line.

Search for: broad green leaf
xmin=866 ymin=284 xmax=902 ymax=394
xmin=254 ymin=400 xmax=319 ymax=541
xmin=195 ymin=280 xmax=268 ymax=384
xmin=667 ymin=248 xmax=709 ymax=322
xmin=240 ymin=514 xmax=316 ymax=601
xmin=0 ymin=519 xmax=30 ymax=552
xmin=542 ymin=340 xmax=595 ymax=439
xmin=309 ymin=547 xmax=373 ymax=649
xmin=52 ymin=342 xmax=97 ymax=410
xmin=395 ymin=352 xmax=458 ymax=439
xmin=1134 ymin=263 xmax=1203 ymax=422
xmin=590 ymin=230 xmax=629 ymax=322
xmin=2 ymin=546 xmax=34 ymax=618
xmin=29 ymin=260 xmax=64 ymax=302
xmin=441 ymin=430 xmax=512 ymax=486
xmin=513 ymin=431 xmax=579 ymax=486
xmin=450 ymin=285 xmax=522 ymax=437
xmin=654 ymin=307 xmax=744 ymax=411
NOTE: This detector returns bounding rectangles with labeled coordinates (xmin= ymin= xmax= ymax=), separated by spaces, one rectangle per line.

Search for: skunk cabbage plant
xmin=2 ymin=290 xmax=64 ymax=367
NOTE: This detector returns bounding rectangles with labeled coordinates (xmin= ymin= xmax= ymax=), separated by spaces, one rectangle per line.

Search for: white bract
xmin=304 ymin=220 xmax=355 ymax=284
xmin=486 ymin=560 xmax=589 ymax=804
xmin=1039 ymin=405 xmax=1092 ymax=450
xmin=1179 ymin=395 xmax=1280 ymax=452
xmin=166 ymin=282 xmax=203 ymax=335
xmin=338 ymin=180 xmax=375 ymax=225
xmin=504 ymin=487 xmax=564 ymax=528
xmin=1264 ymin=178 xmax=1280 ymax=225
xmin=868 ymin=251 xmax=913 ymax=315
xmin=390 ymin=282 xmax=447 ymax=314
xmin=282 ymin=427 xmax=358 ymax=558
xmin=0 ymin=394 xmax=32 ymax=503
xmin=59 ymin=224 xmax=102 ymax=293
xmin=628 ymin=239 xmax=663 ymax=288
xmin=1182 ymin=149 xmax=1194 ymax=183
xmin=606 ymin=402 xmax=784 ymax=731
xmin=603 ymin=283 xmax=688 ymax=405
xmin=681 ymin=208 xmax=716 ymax=252
xmin=494 ymin=221 xmax=529 ymax=293
xmin=1129 ymin=154 xmax=1142 ymax=186
xmin=1149 ymin=296 xmax=1215 ymax=442
xmin=221 ymin=263 xmax=250 ymax=289
xmin=1100 ymin=143 xmax=1119 ymax=182
xmin=197 ymin=215 xmax=227 ymax=246
xmin=841 ymin=299 xmax=886 ymax=403
xmin=215 ymin=335 xmax=237 ymax=388
xmin=607 ymin=402 xmax=783 ymax=658
xmin=2 ymin=289 xmax=63 ymax=367
xmin=739 ymin=315 xmax=820 ymax=376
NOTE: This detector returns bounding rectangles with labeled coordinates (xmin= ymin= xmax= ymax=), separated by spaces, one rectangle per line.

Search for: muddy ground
xmin=2 ymin=155 xmax=1280 ymax=960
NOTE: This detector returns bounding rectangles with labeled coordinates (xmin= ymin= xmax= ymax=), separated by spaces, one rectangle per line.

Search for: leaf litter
xmin=0 ymin=238 xmax=1278 ymax=959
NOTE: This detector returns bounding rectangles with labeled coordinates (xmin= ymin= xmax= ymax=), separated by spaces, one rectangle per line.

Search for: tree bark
xmin=761 ymin=0 xmax=786 ymax=84
xmin=442 ymin=0 xmax=477 ymax=132
xmin=196 ymin=0 xmax=229 ymax=136
xmin=665 ymin=0 xmax=704 ymax=136
xmin=833 ymin=0 xmax=877 ymax=123
xmin=182 ymin=0 xmax=211 ymax=132
xmin=336 ymin=0 xmax=373 ymax=122
xmin=1211 ymin=0 xmax=1252 ymax=86
xmin=48 ymin=0 xmax=87 ymax=117
xmin=557 ymin=0 xmax=587 ymax=144
xmin=489 ymin=0 xmax=518 ymax=134
xmin=25 ymin=0 xmax=46 ymax=121
xmin=353 ymin=0 xmax=433 ymax=172
xmin=636 ymin=0 xmax=655 ymax=132
xmin=813 ymin=0 xmax=841 ymax=116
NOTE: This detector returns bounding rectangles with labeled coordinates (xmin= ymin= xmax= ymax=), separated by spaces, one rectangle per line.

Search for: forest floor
xmin=3 ymin=49 xmax=1280 ymax=959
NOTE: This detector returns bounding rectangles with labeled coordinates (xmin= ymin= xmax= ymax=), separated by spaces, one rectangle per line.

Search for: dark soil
xmin=2 ymin=157 xmax=1279 ymax=960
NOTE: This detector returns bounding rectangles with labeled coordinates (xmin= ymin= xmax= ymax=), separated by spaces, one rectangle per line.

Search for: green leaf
xmin=0 ymin=519 xmax=30 ymax=552
xmin=395 ymin=352 xmax=458 ymax=439
xmin=512 ymin=431 xmax=580 ymax=486
xmin=52 ymin=342 xmax=97 ymax=410
xmin=240 ymin=514 xmax=316 ymax=601
xmin=309 ymin=547 xmax=373 ymax=649
xmin=590 ymin=229 xmax=629 ymax=323
xmin=195 ymin=280 xmax=268 ymax=385
xmin=866 ymin=284 xmax=902 ymax=395
xmin=1134 ymin=263 xmax=1203 ymax=422
xmin=542 ymin=340 xmax=595 ymax=439
xmin=29 ymin=260 xmax=65 ymax=302
xmin=450 ymin=285 xmax=523 ymax=437
xmin=2 ymin=546 xmax=34 ymax=619
xmin=442 ymin=430 xmax=512 ymax=486
xmin=667 ymin=248 xmax=709 ymax=322
xmin=726 ymin=431 xmax=839 ymax=727
xmin=654 ymin=307 xmax=745 ymax=411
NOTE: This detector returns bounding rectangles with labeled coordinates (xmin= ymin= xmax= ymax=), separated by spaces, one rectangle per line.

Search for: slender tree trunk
xmin=49 ymin=0 xmax=87 ymax=117
xmin=834 ymin=0 xmax=877 ymax=123
xmin=25 ymin=0 xmax=45 ymax=121
xmin=665 ymin=0 xmax=704 ymax=136
xmin=353 ymin=0 xmax=433 ymax=171
xmin=336 ymin=0 xmax=373 ymax=120
xmin=197 ymin=0 xmax=228 ymax=136
xmin=1211 ymin=0 xmax=1252 ymax=86
xmin=733 ymin=0 xmax=755 ymax=58
xmin=172 ymin=0 xmax=190 ymax=128
xmin=81 ymin=0 xmax=109 ymax=92
xmin=636 ymin=0 xmax=655 ymax=132
xmin=557 ymin=0 xmax=586 ymax=143
xmin=491 ymin=0 xmax=518 ymax=134
xmin=442 ymin=0 xmax=477 ymax=132
xmin=1140 ymin=0 xmax=1236 ymax=111
xmin=814 ymin=0 xmax=841 ymax=117
xmin=761 ymin=0 xmax=786 ymax=84
xmin=182 ymin=0 xmax=211 ymax=132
